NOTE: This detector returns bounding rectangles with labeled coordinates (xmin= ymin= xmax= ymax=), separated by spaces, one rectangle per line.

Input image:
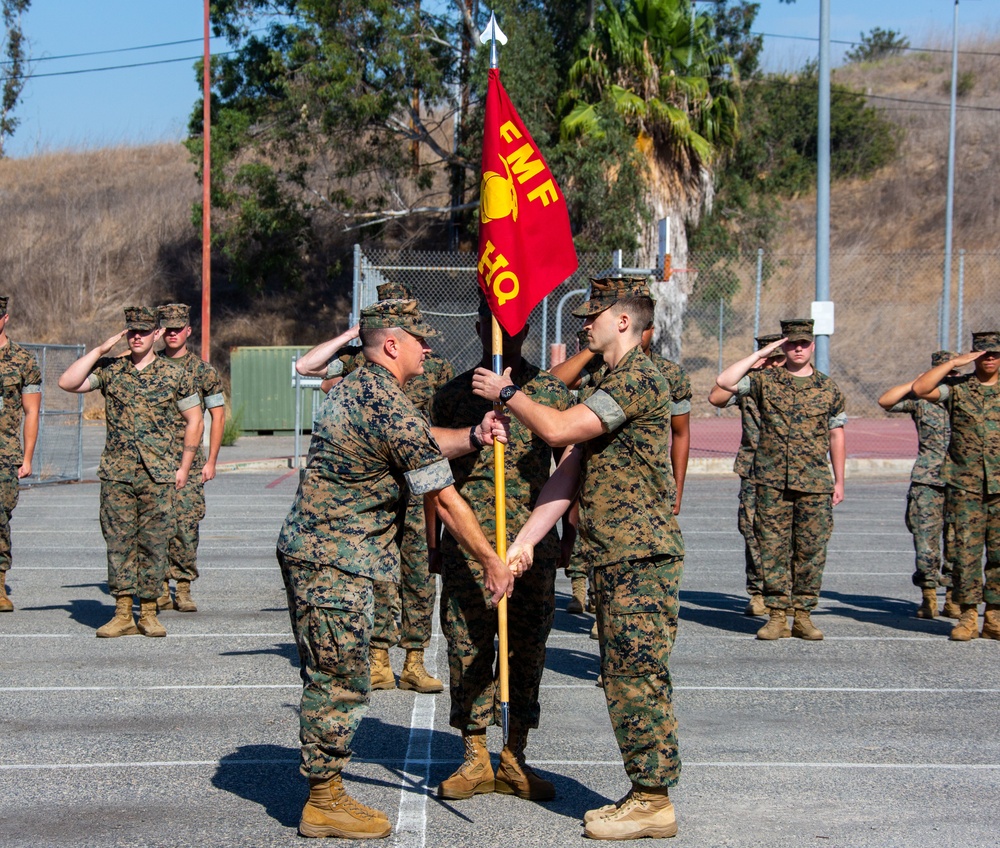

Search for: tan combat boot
xmin=173 ymin=579 xmax=197 ymax=612
xmin=941 ymin=589 xmax=960 ymax=619
xmin=298 ymin=774 xmax=391 ymax=839
xmin=0 ymin=571 xmax=13 ymax=612
xmin=949 ymin=604 xmax=980 ymax=641
xmin=744 ymin=594 xmax=767 ymax=617
xmin=156 ymin=580 xmax=171 ymax=611
xmin=369 ymin=647 xmax=395 ymax=690
xmin=96 ymin=595 xmax=139 ymax=638
xmin=567 ymin=577 xmax=587 ymax=614
xmin=981 ymin=603 xmax=1000 ymax=640
xmin=590 ymin=619 xmax=599 ymax=640
xmin=584 ymin=787 xmax=634 ymax=824
xmin=438 ymin=730 xmax=494 ymax=799
xmin=791 ymin=610 xmax=824 ymax=641
xmin=756 ymin=608 xmax=791 ymax=640
xmin=136 ymin=599 xmax=167 ymax=637
xmin=399 ymin=649 xmax=443 ymax=693
xmin=584 ymin=785 xmax=677 ymax=840
xmin=916 ymin=588 xmax=938 ymax=619
xmin=495 ymin=726 xmax=555 ymax=801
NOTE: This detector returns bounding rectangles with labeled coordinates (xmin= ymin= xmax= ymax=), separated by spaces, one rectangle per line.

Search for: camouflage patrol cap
xmin=780 ymin=318 xmax=814 ymax=343
xmin=0 ymin=296 xmax=8 ymax=315
xmin=756 ymin=332 xmax=782 ymax=348
xmin=971 ymin=331 xmax=1000 ymax=352
xmin=360 ymin=299 xmax=438 ymax=338
xmin=124 ymin=306 xmax=158 ymax=332
xmin=376 ymin=283 xmax=413 ymax=301
xmin=931 ymin=350 xmax=955 ymax=368
xmin=156 ymin=303 xmax=190 ymax=329
xmin=571 ymin=276 xmax=652 ymax=318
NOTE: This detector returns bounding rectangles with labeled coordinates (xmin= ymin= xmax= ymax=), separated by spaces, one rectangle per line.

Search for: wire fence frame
xmin=21 ymin=343 xmax=85 ymax=486
xmin=352 ymin=245 xmax=1000 ymax=455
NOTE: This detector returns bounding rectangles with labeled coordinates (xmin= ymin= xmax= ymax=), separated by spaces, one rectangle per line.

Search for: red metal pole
xmin=201 ymin=0 xmax=212 ymax=362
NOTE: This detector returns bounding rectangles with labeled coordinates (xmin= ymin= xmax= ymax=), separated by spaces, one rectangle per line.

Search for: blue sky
xmin=6 ymin=0 xmax=999 ymax=158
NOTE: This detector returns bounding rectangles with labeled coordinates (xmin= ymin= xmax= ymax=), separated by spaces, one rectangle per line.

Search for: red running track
xmin=689 ymin=417 xmax=918 ymax=460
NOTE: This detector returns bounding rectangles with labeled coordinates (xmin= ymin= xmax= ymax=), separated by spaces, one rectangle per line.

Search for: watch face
xmin=500 ymin=385 xmax=517 ymax=402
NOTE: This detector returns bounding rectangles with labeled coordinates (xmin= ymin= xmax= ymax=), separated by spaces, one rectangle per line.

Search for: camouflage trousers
xmin=99 ymin=472 xmax=174 ymax=600
xmin=737 ymin=477 xmax=763 ymax=596
xmin=593 ymin=554 xmax=683 ymax=789
xmin=371 ymin=494 xmax=435 ymax=651
xmin=440 ymin=550 xmax=556 ymax=730
xmin=905 ymin=482 xmax=955 ymax=589
xmin=0 ymin=467 xmax=20 ymax=572
xmin=755 ymin=485 xmax=832 ymax=611
xmin=167 ymin=476 xmax=206 ymax=582
xmin=277 ymin=550 xmax=373 ymax=780
xmin=945 ymin=487 xmax=1000 ymax=606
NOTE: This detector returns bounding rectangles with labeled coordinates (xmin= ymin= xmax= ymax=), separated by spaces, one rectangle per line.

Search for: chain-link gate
xmin=21 ymin=344 xmax=85 ymax=485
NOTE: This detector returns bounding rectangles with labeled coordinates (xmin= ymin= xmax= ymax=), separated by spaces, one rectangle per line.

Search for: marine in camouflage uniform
xmin=715 ymin=320 xmax=847 ymax=641
xmin=473 ymin=277 xmax=684 ymax=840
xmin=0 ymin=296 xmax=41 ymax=613
xmin=428 ymin=301 xmax=572 ymax=801
xmin=57 ymin=307 xmax=202 ymax=638
xmin=365 ymin=351 xmax=453 ymax=691
xmin=878 ymin=350 xmax=959 ymax=619
xmin=275 ymin=298 xmax=512 ymax=839
xmin=913 ymin=332 xmax=1000 ymax=641
xmin=294 ymin=283 xmax=455 ymax=692
xmin=554 ymin=325 xmax=691 ymax=621
xmin=712 ymin=333 xmax=785 ymax=618
xmin=155 ymin=303 xmax=227 ymax=613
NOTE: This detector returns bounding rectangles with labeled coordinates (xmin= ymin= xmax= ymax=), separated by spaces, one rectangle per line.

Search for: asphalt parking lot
xmin=2 ymin=460 xmax=999 ymax=847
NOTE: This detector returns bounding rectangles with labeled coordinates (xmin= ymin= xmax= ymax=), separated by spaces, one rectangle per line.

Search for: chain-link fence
xmin=22 ymin=344 xmax=84 ymax=485
xmin=354 ymin=246 xmax=1000 ymax=459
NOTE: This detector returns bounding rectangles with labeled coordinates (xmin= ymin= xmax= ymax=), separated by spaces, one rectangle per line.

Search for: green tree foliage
xmin=845 ymin=27 xmax=910 ymax=64
xmin=561 ymin=0 xmax=740 ymax=170
xmin=191 ymin=0 xmax=748 ymax=291
xmin=0 ymin=0 xmax=30 ymax=158
xmin=691 ymin=63 xmax=900 ymax=255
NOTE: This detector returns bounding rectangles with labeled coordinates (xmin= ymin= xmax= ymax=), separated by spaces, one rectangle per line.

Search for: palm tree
xmin=560 ymin=0 xmax=740 ymax=356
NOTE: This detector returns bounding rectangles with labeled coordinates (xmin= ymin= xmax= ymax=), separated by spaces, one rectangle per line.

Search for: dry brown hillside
xmin=782 ymin=35 xmax=1000 ymax=252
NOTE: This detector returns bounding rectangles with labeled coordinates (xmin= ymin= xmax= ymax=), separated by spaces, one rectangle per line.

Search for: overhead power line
xmin=755 ymin=30 xmax=1000 ymax=59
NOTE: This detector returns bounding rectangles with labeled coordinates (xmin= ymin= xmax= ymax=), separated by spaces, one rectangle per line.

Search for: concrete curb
xmin=217 ymin=455 xmax=914 ymax=479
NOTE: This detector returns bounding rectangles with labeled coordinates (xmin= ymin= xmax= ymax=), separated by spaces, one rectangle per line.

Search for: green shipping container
xmin=230 ymin=346 xmax=332 ymax=434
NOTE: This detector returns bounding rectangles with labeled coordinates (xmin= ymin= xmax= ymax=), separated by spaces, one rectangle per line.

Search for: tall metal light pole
xmin=941 ymin=0 xmax=960 ymax=350
xmin=814 ymin=0 xmax=832 ymax=375
xmin=201 ymin=0 xmax=212 ymax=362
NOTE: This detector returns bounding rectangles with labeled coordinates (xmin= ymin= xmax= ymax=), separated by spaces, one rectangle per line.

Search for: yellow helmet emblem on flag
xmin=480 ymin=156 xmax=518 ymax=224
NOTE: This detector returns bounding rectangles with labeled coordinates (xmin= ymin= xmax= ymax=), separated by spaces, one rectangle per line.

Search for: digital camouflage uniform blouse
xmin=0 ymin=341 xmax=41 ymax=468
xmin=428 ymin=361 xmax=573 ymax=564
xmin=936 ymin=377 xmax=1000 ymax=496
xmin=88 ymin=356 xmax=199 ymax=484
xmin=578 ymin=345 xmax=684 ymax=567
xmin=277 ymin=362 xmax=454 ymax=580
xmin=740 ymin=368 xmax=847 ymax=494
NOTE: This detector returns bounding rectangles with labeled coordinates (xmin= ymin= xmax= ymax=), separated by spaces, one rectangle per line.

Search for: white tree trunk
xmin=638 ymin=157 xmax=713 ymax=362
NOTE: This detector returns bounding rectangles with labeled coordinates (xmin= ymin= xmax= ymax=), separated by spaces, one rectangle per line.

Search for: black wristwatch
xmin=498 ymin=383 xmax=521 ymax=404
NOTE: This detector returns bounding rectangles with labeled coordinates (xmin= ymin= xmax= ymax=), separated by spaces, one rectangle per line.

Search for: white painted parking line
xmin=3 ymin=758 xmax=998 ymax=772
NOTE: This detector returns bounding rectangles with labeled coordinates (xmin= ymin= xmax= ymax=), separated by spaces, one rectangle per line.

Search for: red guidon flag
xmin=477 ymin=68 xmax=578 ymax=335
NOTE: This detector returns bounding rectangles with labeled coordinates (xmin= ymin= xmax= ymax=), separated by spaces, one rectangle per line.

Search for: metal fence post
xmin=717 ymin=297 xmax=724 ymax=417
xmin=754 ymin=248 xmax=763 ymax=339
xmin=956 ymin=249 xmax=965 ymax=349
xmin=541 ymin=295 xmax=549 ymax=370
